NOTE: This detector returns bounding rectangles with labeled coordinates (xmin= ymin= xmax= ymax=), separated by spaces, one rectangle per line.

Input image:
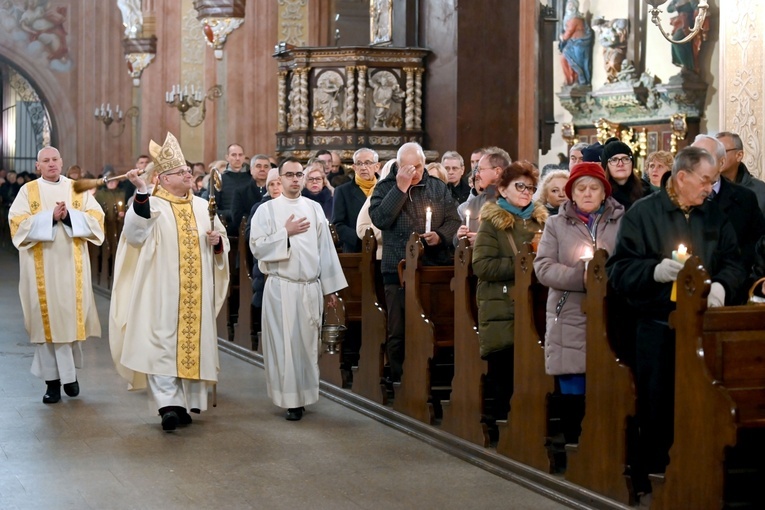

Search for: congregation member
xmin=250 ymin=157 xmax=347 ymax=421
xmin=692 ymin=134 xmax=765 ymax=303
xmin=244 ymin=168 xmax=283 ymax=350
xmin=601 ymin=139 xmax=651 ymax=210
xmin=442 ymin=151 xmax=471 ymax=204
xmin=332 ymin=148 xmax=379 ymax=253
xmin=370 ymin=142 xmax=460 ymax=384
xmin=120 ymin=154 xmax=150 ymax=202
xmin=606 ymin=146 xmax=746 ymax=504
xmin=534 ymin=162 xmax=624 ymax=454
xmin=473 ymin=161 xmax=547 ymax=435
xmin=356 ymin=159 xmax=395 ymax=260
xmin=716 ymin=131 xmax=765 ymax=215
xmin=567 ymin=142 xmax=588 ymax=169
xmin=456 ymin=147 xmax=511 ymax=245
xmin=218 ymin=143 xmax=250 ymax=236
xmin=231 ymin=154 xmax=272 ymax=235
xmin=426 ymin=162 xmax=448 ymax=184
xmin=9 ymin=146 xmax=105 ymax=404
xmin=110 ymin=133 xmax=230 ymax=431
xmin=302 ymin=161 xmax=334 ymax=219
xmin=644 ymin=151 xmax=674 ymax=190
xmin=537 ymin=169 xmax=570 ymax=215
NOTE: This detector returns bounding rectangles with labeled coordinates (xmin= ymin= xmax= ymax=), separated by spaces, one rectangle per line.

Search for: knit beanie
xmin=266 ymin=167 xmax=280 ymax=187
xmin=581 ymin=143 xmax=604 ymax=163
xmin=565 ymin=162 xmax=613 ymax=199
xmin=601 ymin=140 xmax=633 ymax=170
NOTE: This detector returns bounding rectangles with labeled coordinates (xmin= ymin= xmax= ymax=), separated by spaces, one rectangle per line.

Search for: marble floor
xmin=0 ymin=247 xmax=572 ymax=510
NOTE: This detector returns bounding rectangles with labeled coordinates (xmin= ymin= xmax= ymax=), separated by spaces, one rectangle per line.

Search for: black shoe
xmin=63 ymin=380 xmax=79 ymax=397
xmin=161 ymin=411 xmax=179 ymax=431
xmin=43 ymin=380 xmax=61 ymax=404
xmin=285 ymin=407 xmax=304 ymax=421
xmin=178 ymin=409 xmax=193 ymax=426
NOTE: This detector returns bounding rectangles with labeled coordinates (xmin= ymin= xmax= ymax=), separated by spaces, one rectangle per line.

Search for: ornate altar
xmin=273 ymin=45 xmax=429 ymax=162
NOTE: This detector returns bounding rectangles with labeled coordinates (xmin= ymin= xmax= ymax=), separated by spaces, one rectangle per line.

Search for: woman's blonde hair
xmin=426 ymin=162 xmax=448 ymax=183
xmin=539 ymin=170 xmax=570 ymax=202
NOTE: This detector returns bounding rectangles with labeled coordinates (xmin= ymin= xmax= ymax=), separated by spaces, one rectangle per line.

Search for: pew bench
xmin=651 ymin=256 xmax=765 ymax=510
xmin=393 ymin=233 xmax=455 ymax=425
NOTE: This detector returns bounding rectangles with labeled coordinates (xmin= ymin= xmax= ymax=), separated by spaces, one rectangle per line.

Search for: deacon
xmin=109 ymin=133 xmax=230 ymax=432
xmin=250 ymin=157 xmax=347 ymax=421
xmin=9 ymin=146 xmax=105 ymax=404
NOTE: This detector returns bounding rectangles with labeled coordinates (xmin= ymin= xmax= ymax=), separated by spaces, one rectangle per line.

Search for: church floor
xmin=0 ymin=247 xmax=571 ymax=510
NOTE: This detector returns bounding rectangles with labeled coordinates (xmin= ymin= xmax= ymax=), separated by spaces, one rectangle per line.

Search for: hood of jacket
xmin=480 ymin=201 xmax=548 ymax=231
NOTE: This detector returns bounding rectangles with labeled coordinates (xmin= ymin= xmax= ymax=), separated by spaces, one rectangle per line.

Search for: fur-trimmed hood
xmin=480 ymin=201 xmax=548 ymax=231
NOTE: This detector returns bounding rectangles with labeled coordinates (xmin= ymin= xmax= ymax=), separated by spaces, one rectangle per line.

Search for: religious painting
xmin=0 ymin=0 xmax=72 ymax=72
xmin=370 ymin=0 xmax=392 ymax=46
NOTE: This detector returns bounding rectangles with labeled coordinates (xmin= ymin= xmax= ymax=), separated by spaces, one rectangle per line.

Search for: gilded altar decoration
xmin=312 ymin=70 xmax=344 ymax=130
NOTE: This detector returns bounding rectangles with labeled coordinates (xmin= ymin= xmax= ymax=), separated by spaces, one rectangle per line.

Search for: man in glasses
xmin=369 ymin=142 xmax=461 ymax=386
xmin=110 ymin=132 xmax=230 ymax=432
xmin=691 ymin=134 xmax=765 ymax=304
xmin=716 ymin=131 xmax=765 ymax=216
xmin=456 ymin=146 xmax=511 ymax=246
xmin=250 ymin=157 xmax=347 ymax=421
xmin=606 ymin=146 xmax=746 ymax=503
xmin=442 ymin=151 xmax=471 ymax=204
xmin=332 ymin=148 xmax=379 ymax=254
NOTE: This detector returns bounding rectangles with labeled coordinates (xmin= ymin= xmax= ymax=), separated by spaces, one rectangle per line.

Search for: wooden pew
xmin=497 ymin=243 xmax=554 ymax=472
xmin=393 ymin=233 xmax=455 ymax=425
xmin=351 ymin=229 xmax=387 ymax=404
xmin=650 ymin=257 xmax=765 ymax=510
xmin=318 ymin=247 xmax=362 ymax=388
xmin=440 ymin=238 xmax=489 ymax=446
xmin=565 ymin=248 xmax=636 ymax=505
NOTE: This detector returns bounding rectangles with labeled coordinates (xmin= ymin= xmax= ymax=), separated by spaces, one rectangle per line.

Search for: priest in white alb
xmin=250 ymin=157 xmax=347 ymax=421
xmin=109 ymin=132 xmax=230 ymax=431
xmin=9 ymin=146 xmax=104 ymax=404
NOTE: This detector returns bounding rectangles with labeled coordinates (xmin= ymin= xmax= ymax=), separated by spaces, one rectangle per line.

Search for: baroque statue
xmin=592 ymin=17 xmax=629 ymax=83
xmin=312 ymin=70 xmax=344 ymax=130
xmin=370 ymin=70 xmax=404 ymax=129
xmin=559 ymin=0 xmax=594 ymax=87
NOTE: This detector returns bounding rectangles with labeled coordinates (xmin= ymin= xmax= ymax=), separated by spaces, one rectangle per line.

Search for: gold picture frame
xmin=370 ymin=0 xmax=392 ymax=46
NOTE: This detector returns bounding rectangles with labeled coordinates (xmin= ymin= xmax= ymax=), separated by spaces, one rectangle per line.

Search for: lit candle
xmin=580 ymin=247 xmax=594 ymax=261
xmin=117 ymin=201 xmax=124 ymax=213
xmin=464 ymin=210 xmax=471 ymax=231
xmin=672 ymin=243 xmax=690 ymax=263
xmin=425 ymin=207 xmax=432 ymax=233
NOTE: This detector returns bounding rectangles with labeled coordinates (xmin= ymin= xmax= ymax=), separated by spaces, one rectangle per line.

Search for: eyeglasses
xmin=306 ymin=177 xmax=323 ymax=183
xmin=354 ymin=161 xmax=377 ymax=167
xmin=165 ymin=168 xmax=192 ymax=176
xmin=685 ymin=169 xmax=719 ymax=187
xmin=513 ymin=182 xmax=537 ymax=194
xmin=281 ymin=172 xmax=304 ymax=179
xmin=608 ymin=156 xmax=632 ymax=165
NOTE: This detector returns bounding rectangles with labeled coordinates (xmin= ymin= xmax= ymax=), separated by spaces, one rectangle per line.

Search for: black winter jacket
xmin=606 ymin=184 xmax=746 ymax=320
xmin=369 ymin=164 xmax=461 ymax=283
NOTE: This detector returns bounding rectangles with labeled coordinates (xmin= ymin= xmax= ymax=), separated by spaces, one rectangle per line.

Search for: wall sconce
xmin=165 ymin=84 xmax=223 ymax=127
xmin=194 ymin=0 xmax=246 ymax=60
xmin=645 ymin=0 xmax=709 ymax=45
xmin=94 ymin=103 xmax=139 ymax=137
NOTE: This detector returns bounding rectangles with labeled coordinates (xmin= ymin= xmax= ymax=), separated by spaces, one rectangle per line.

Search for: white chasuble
xmin=9 ymin=177 xmax=104 ymax=344
xmin=250 ymin=195 xmax=347 ymax=408
xmin=109 ymin=187 xmax=230 ymax=391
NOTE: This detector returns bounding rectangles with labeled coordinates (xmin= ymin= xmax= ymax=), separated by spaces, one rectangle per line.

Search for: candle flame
xmin=678 ymin=244 xmax=687 ymax=255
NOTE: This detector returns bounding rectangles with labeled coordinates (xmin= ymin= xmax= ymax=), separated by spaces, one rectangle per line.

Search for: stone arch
xmin=0 ymin=43 xmax=76 ymax=160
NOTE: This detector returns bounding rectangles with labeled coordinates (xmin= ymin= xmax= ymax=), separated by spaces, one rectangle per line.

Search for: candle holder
xmin=165 ymin=84 xmax=223 ymax=127
xmin=645 ymin=0 xmax=709 ymax=45
xmin=94 ymin=104 xmax=139 ymax=137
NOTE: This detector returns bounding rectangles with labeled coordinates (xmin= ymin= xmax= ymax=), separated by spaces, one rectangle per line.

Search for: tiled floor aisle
xmin=0 ymin=247 xmax=571 ymax=510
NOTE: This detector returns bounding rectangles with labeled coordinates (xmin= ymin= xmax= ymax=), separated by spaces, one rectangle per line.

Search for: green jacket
xmin=472 ymin=201 xmax=547 ymax=357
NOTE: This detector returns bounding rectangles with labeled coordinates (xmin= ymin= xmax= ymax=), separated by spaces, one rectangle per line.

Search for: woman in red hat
xmin=533 ymin=162 xmax=625 ymax=465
